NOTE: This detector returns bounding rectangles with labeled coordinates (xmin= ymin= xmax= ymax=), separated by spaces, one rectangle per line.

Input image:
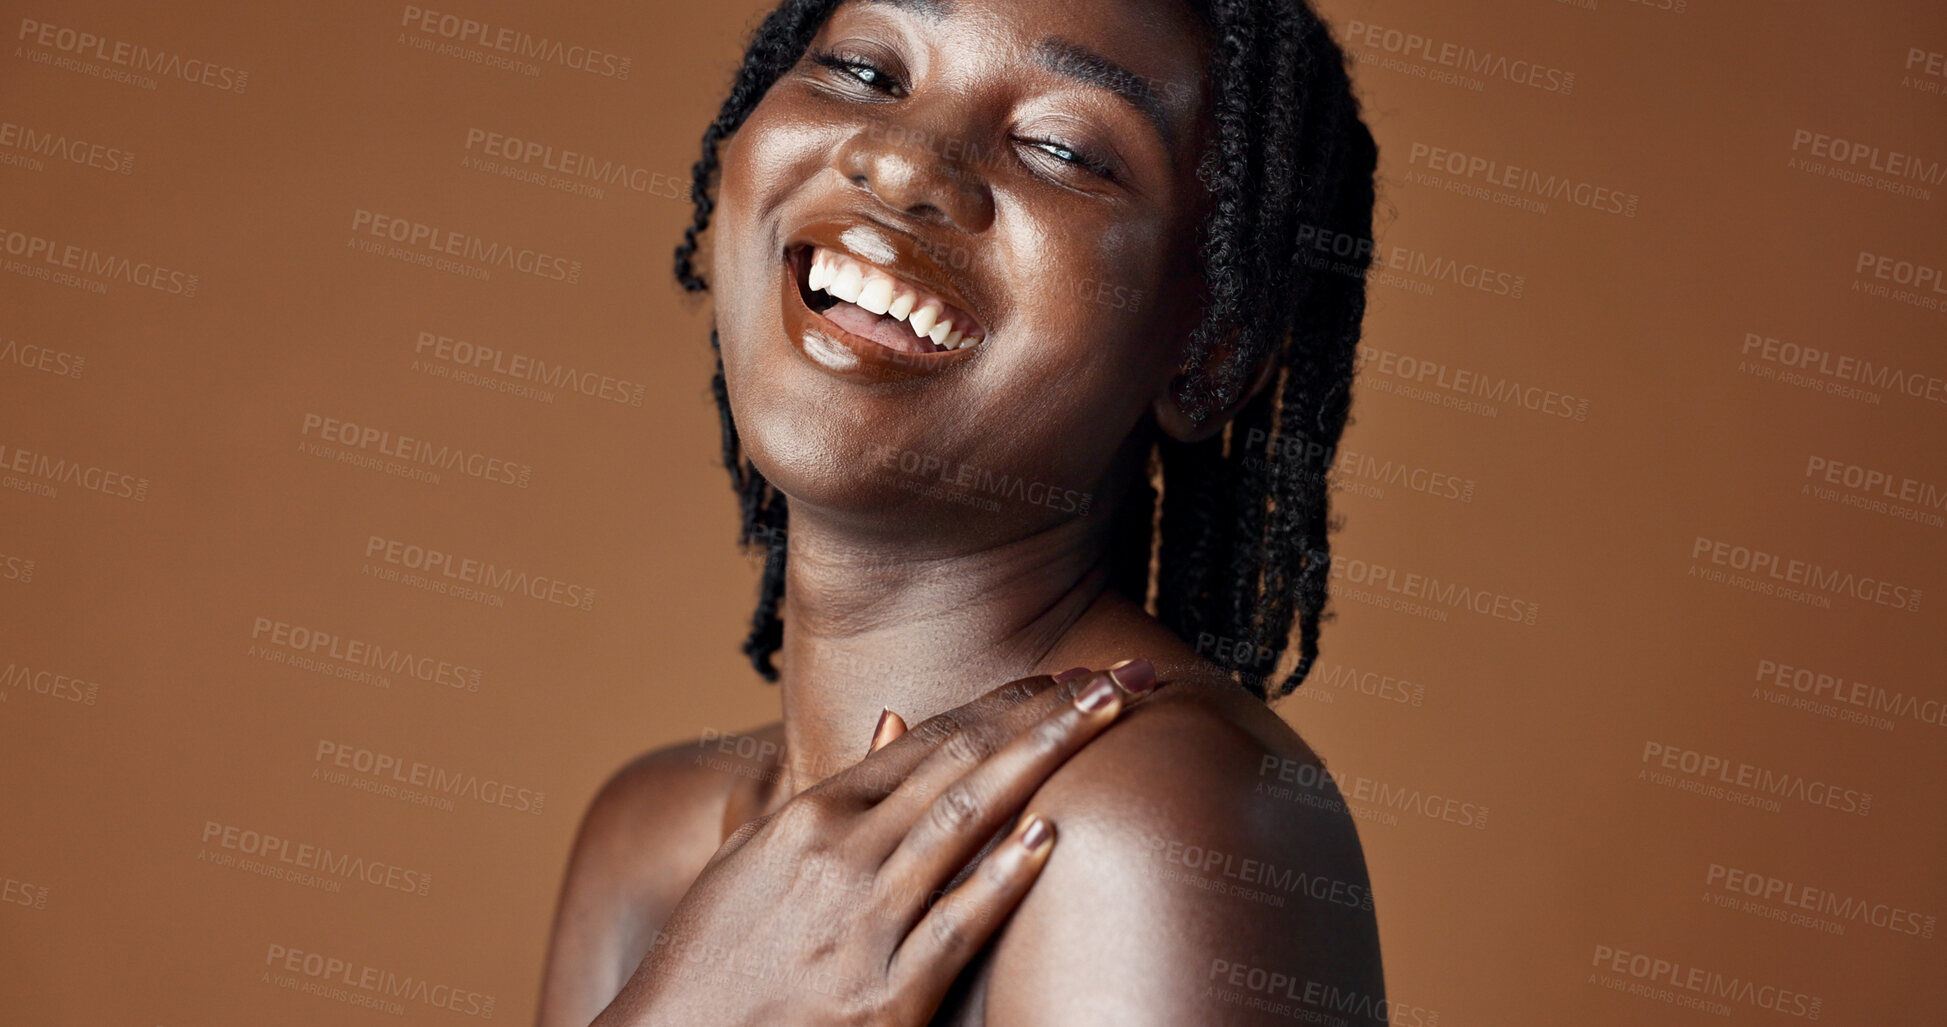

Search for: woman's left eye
xmin=811 ymin=52 xmax=903 ymax=96
xmin=1024 ymin=138 xmax=1115 ymax=180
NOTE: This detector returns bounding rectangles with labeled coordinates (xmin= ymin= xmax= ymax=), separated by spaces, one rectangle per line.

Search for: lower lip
xmin=777 ymin=247 xmax=977 ymax=383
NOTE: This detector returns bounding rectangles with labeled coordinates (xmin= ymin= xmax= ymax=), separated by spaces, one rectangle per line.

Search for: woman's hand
xmin=591 ymin=659 xmax=1159 ymax=1027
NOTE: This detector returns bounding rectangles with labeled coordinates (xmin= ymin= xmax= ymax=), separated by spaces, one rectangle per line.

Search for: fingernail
xmin=1075 ymin=675 xmax=1120 ymax=713
xmin=867 ymin=706 xmax=895 ymax=754
xmin=1052 ymin=666 xmax=1091 ymax=683
xmin=1108 ymin=657 xmax=1156 ymax=696
xmin=1019 ymin=814 xmax=1053 ymax=851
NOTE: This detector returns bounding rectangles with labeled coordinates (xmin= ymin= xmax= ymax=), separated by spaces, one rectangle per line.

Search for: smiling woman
xmin=538 ymin=0 xmax=1383 ymax=1023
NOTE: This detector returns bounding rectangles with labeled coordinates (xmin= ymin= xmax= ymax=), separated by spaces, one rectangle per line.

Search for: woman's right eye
xmin=810 ymin=51 xmax=904 ymax=97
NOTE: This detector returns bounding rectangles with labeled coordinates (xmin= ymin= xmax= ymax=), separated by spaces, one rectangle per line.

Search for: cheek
xmin=711 ymin=136 xmax=772 ymax=321
xmin=941 ymin=226 xmax=1168 ymax=493
xmin=995 ymin=218 xmax=1172 ymax=402
xmin=711 ymin=101 xmax=832 ymax=306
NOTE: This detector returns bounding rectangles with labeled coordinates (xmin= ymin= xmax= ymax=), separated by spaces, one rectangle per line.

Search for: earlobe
xmin=1152 ymin=333 xmax=1280 ymax=444
xmin=1153 ymin=373 xmax=1223 ymax=443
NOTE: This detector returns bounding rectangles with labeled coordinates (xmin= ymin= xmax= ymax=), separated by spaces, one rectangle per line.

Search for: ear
xmin=1153 ymin=329 xmax=1280 ymax=443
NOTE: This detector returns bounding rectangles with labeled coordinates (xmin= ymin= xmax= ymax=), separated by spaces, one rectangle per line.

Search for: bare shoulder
xmin=975 ymin=677 xmax=1385 ymax=1026
xmin=535 ymin=723 xmax=783 ymax=1027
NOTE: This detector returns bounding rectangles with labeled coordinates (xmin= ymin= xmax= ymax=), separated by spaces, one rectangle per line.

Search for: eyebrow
xmin=856 ymin=0 xmax=948 ymax=20
xmin=1031 ymin=38 xmax=1177 ymax=150
xmin=853 ymin=0 xmax=1180 ymax=150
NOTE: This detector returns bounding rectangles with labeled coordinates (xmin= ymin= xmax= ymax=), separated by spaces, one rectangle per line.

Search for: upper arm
xmin=977 ymin=703 xmax=1385 ymax=1026
xmin=535 ymin=748 xmax=726 ymax=1027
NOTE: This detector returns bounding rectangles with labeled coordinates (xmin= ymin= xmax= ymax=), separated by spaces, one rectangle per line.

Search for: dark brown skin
xmin=538 ymin=0 xmax=1383 ymax=1022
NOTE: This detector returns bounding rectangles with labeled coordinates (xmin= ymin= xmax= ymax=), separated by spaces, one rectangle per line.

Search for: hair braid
xmin=675 ymin=0 xmax=844 ymax=680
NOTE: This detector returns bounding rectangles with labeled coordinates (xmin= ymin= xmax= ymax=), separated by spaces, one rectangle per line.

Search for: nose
xmin=832 ymin=112 xmax=996 ymax=233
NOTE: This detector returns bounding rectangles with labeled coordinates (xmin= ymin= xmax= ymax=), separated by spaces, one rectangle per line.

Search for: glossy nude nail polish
xmin=866 ymin=706 xmax=896 ymax=754
xmin=1107 ymin=657 xmax=1156 ymax=696
xmin=1019 ymin=814 xmax=1053 ymax=851
xmin=1075 ymin=676 xmax=1119 ymax=713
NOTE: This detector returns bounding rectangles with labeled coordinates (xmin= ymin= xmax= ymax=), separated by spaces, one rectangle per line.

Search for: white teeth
xmin=806 ymin=248 xmax=983 ymax=348
xmin=908 ymin=302 xmax=940 ymax=338
xmin=828 ymin=263 xmax=864 ymax=304
xmin=858 ymin=275 xmax=895 ymax=315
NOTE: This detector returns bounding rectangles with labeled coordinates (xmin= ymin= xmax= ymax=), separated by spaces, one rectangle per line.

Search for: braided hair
xmin=673 ymin=0 xmax=1377 ymax=701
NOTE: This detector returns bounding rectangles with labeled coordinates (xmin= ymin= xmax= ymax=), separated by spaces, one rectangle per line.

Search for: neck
xmin=768 ymin=508 xmax=1119 ymax=800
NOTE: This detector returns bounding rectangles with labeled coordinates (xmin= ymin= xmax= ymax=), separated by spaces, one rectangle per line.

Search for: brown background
xmin=4 ymin=0 xmax=1944 ymax=1023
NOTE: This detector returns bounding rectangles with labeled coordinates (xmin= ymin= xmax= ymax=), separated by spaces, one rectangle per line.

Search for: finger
xmin=886 ymin=812 xmax=1055 ymax=1012
xmin=867 ymin=707 xmax=908 ymax=755
xmin=870 ymin=657 xmax=1158 ymax=836
xmin=872 ymin=664 xmax=1149 ymax=917
xmin=818 ymin=672 xmax=1070 ymax=804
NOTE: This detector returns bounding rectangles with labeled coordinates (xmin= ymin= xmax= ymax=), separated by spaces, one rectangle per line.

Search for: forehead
xmin=843 ymin=0 xmax=1209 ymax=150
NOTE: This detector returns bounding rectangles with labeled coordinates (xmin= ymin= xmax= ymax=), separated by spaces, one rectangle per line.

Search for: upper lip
xmin=782 ymin=217 xmax=991 ymax=341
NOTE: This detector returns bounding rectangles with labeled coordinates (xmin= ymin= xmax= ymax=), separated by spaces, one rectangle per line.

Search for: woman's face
xmin=711 ymin=0 xmax=1212 ymax=545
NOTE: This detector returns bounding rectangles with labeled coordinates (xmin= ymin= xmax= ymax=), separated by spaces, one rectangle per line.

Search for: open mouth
xmin=788 ymin=244 xmax=988 ymax=356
